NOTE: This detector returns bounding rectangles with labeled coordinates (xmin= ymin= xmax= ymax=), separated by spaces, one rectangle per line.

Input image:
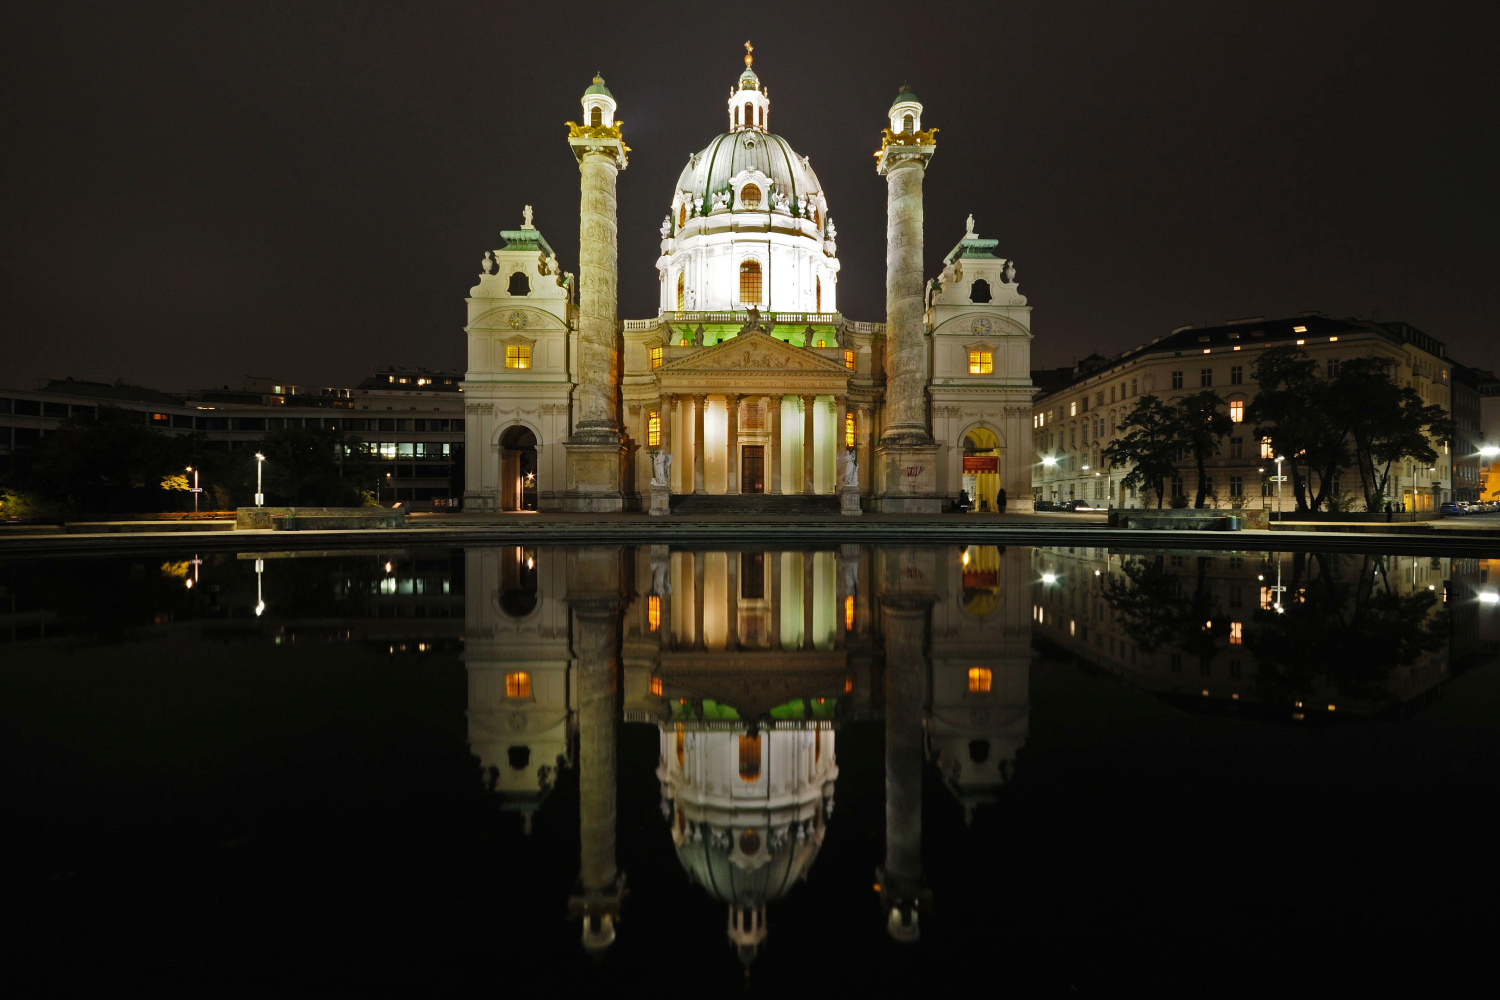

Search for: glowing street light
xmin=254 ymin=452 xmax=266 ymax=506
xmin=1481 ymin=445 xmax=1500 ymax=458
xmin=254 ymin=558 xmax=266 ymax=616
xmin=1041 ymin=572 xmax=1058 ymax=585
xmin=185 ymin=465 xmax=201 ymax=513
xmin=1041 ymin=456 xmax=1057 ymax=467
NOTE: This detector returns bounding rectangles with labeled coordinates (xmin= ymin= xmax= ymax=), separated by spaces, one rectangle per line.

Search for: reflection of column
xmin=879 ymin=595 xmax=932 ymax=941
xmin=802 ymin=394 xmax=817 ymax=494
xmin=568 ymin=596 xmax=624 ymax=950
xmin=769 ymin=396 xmax=783 ymax=495
xmin=694 ymin=551 xmax=705 ymax=649
xmin=726 ymin=394 xmax=741 ymax=494
xmin=693 ymin=394 xmax=707 ymax=495
xmin=802 ymin=551 xmax=815 ymax=650
xmin=770 ymin=550 xmax=782 ymax=648
xmin=727 ymin=551 xmax=739 ymax=649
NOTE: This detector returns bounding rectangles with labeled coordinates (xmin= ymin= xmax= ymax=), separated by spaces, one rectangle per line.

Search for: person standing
xmin=997 ymin=488 xmax=1007 ymax=513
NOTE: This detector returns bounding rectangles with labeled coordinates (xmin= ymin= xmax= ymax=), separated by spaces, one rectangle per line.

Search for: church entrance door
xmin=741 ymin=446 xmax=765 ymax=494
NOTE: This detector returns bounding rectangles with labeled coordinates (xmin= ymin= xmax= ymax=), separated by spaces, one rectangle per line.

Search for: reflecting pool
xmin=2 ymin=544 xmax=1496 ymax=992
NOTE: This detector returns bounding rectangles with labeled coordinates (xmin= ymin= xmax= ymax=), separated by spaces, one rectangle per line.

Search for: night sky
xmin=4 ymin=1 xmax=1495 ymax=393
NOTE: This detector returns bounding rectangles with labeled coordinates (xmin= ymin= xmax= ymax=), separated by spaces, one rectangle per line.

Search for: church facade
xmin=462 ymin=50 xmax=1035 ymax=514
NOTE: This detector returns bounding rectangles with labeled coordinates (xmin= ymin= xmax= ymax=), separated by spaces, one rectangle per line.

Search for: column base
xmin=563 ymin=443 xmax=626 ymax=513
xmin=872 ymin=443 xmax=944 ymax=514
xmin=840 ymin=487 xmax=863 ymax=516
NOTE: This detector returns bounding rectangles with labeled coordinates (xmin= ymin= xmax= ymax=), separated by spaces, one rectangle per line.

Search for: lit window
xmin=1293 ymin=325 xmax=1307 ymax=333
xmin=845 ymin=594 xmax=855 ymax=630
xmin=649 ymin=345 xmax=664 ymax=369
xmin=505 ymin=671 xmax=532 ymax=698
xmin=650 ymin=674 xmax=663 ymax=696
xmin=647 ymin=411 xmax=661 ymax=447
xmin=843 ymin=676 xmax=855 ymax=694
xmin=845 ymin=412 xmax=856 ymax=448
xmin=738 ymin=733 xmax=762 ymax=782
xmin=1229 ymin=400 xmax=1244 ymax=422
xmin=1229 ymin=621 xmax=1243 ymax=645
xmin=1260 ymin=437 xmax=1274 ymax=459
xmin=739 ymin=260 xmax=762 ymax=303
xmin=739 ymin=184 xmax=762 ymax=209
xmin=1295 ymin=339 xmax=1306 ymax=346
xmin=844 ymin=349 xmax=856 ymax=370
xmin=969 ymin=351 xmax=993 ymax=375
xmin=676 ymin=723 xmax=685 ymax=766
xmin=967 ymin=667 xmax=993 ymax=693
xmin=505 ymin=344 xmax=531 ymax=369
xmin=676 ymin=273 xmax=685 ymax=310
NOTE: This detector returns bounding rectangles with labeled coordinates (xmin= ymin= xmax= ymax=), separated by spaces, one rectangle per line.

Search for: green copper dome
xmin=584 ymin=73 xmax=613 ymax=97
xmin=889 ymin=82 xmax=921 ymax=109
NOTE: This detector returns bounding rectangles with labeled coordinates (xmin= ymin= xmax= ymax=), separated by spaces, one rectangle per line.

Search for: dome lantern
xmin=888 ymin=82 xmax=923 ymax=135
xmin=581 ymin=73 xmax=617 ymax=131
xmin=727 ymin=41 xmax=769 ymax=133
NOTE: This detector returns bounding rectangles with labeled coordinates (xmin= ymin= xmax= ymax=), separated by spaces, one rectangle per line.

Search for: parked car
xmin=1440 ymin=501 xmax=1465 ymax=516
xmin=1062 ymin=500 xmax=1104 ymax=512
xmin=1034 ymin=500 xmax=1062 ymax=511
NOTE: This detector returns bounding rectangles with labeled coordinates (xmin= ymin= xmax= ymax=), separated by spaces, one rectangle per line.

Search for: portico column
xmin=802 ymin=394 xmax=817 ymax=495
xmin=769 ymin=396 xmax=783 ymax=495
xmin=725 ymin=394 xmax=741 ymax=495
xmin=658 ymin=393 xmax=673 ymax=489
xmin=858 ymin=404 xmax=874 ymax=492
xmin=692 ymin=393 xmax=707 ymax=495
xmin=835 ymin=394 xmax=849 ymax=476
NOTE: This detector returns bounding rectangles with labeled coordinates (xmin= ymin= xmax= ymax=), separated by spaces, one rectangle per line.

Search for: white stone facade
xmin=462 ymin=58 xmax=1035 ymax=514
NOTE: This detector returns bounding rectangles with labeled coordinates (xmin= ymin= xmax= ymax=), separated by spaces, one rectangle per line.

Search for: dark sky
xmin=3 ymin=1 xmax=1495 ymax=392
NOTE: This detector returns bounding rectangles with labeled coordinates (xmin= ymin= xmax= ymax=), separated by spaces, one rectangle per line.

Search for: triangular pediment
xmin=657 ymin=329 xmax=849 ymax=376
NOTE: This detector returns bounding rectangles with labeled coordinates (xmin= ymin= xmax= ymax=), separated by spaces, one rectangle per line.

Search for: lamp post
xmin=254 ymin=558 xmax=265 ymax=617
xmin=186 ymin=465 xmax=201 ymax=513
xmin=254 ymin=452 xmax=266 ymax=506
xmin=1274 ymin=455 xmax=1284 ymax=521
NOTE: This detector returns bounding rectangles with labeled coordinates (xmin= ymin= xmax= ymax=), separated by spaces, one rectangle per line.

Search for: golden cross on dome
xmin=744 ymin=40 xmax=753 ymax=67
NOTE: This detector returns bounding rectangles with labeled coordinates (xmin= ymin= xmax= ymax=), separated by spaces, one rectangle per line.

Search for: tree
xmin=1334 ymin=357 xmax=1453 ymax=510
xmin=1176 ymin=390 xmax=1233 ymax=508
xmin=1103 ymin=394 xmax=1185 ymax=508
xmin=245 ymin=426 xmax=376 ymax=506
xmin=1246 ymin=347 xmax=1348 ymax=512
xmin=13 ymin=406 xmax=190 ymax=512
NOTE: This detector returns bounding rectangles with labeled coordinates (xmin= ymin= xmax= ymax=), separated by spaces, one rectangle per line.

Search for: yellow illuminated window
xmin=967 ymin=667 xmax=993 ymax=693
xmin=650 ymin=674 xmax=663 ymax=696
xmin=739 ymin=259 xmax=762 ymax=303
xmin=1260 ymin=437 xmax=1274 ymax=459
xmin=1293 ymin=325 xmax=1307 ymax=333
xmin=675 ymin=723 xmax=685 ymax=766
xmin=647 ymin=410 xmax=661 ymax=447
xmin=648 ymin=594 xmax=661 ymax=631
xmin=844 ymin=349 xmax=856 ymax=370
xmin=969 ymin=351 xmax=994 ymax=375
xmin=845 ymin=412 xmax=856 ymax=448
xmin=678 ymin=205 xmax=686 ymax=228
xmin=845 ymin=594 xmax=855 ymax=630
xmin=740 ymin=183 xmax=762 ymax=209
xmin=676 ymin=273 xmax=685 ymax=309
xmin=844 ymin=676 xmax=855 ymax=693
xmin=505 ymin=671 xmax=532 ymax=698
xmin=738 ymin=733 xmax=762 ymax=782
xmin=1229 ymin=400 xmax=1244 ymax=423
xmin=650 ymin=346 xmax=664 ymax=370
xmin=505 ymin=344 xmax=531 ymax=369
xmin=1230 ymin=621 xmax=1243 ymax=645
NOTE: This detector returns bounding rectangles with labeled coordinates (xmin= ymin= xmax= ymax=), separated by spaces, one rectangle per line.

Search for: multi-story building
xmin=1450 ymin=365 xmax=1483 ymax=502
xmin=0 ymin=367 xmax=466 ymax=508
xmin=1476 ymin=369 xmax=1500 ymax=502
xmin=1030 ymin=314 xmax=1461 ymax=511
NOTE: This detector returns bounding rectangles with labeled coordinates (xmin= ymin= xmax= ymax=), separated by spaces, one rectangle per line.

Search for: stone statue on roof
xmin=522 ymin=205 xmax=535 ymax=229
xmin=965 ymin=213 xmax=975 ymax=238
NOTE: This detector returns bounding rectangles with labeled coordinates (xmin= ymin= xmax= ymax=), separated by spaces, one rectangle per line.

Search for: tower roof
xmin=584 ymin=73 xmax=612 ymax=97
xmin=890 ymin=82 xmax=921 ymax=109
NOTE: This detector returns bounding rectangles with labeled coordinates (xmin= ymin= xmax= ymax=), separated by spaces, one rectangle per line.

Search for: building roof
xmin=1032 ymin=314 xmax=1451 ymax=403
xmin=583 ymin=73 xmax=612 ymax=98
xmin=39 ymin=377 xmax=183 ymax=406
xmin=674 ymin=130 xmax=823 ymax=215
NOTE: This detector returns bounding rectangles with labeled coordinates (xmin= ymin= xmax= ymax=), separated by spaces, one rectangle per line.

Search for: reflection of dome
xmin=673 ymin=131 xmax=825 ymax=219
xmin=675 ymin=814 xmax=824 ymax=905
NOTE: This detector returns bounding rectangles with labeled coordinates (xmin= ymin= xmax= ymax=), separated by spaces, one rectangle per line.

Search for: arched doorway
xmin=962 ymin=428 xmax=1002 ymax=513
xmin=499 ymin=425 xmax=538 ymax=511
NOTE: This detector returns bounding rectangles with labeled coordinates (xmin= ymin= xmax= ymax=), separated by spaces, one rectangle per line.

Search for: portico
xmin=651 ymin=329 xmax=853 ymax=498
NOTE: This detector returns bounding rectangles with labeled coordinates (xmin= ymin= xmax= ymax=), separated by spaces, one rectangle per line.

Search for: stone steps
xmin=668 ymin=493 xmax=842 ymax=516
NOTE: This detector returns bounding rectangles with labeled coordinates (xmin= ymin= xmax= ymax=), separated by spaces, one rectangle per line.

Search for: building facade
xmin=0 ymin=369 xmax=466 ymax=508
xmin=461 ymin=54 xmax=1035 ymax=514
xmin=1030 ymin=314 xmax=1461 ymax=511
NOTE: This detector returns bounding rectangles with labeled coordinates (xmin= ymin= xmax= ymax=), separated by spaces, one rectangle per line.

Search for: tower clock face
xmin=508 ymin=311 xmax=527 ymax=329
xmin=971 ymin=317 xmax=993 ymax=335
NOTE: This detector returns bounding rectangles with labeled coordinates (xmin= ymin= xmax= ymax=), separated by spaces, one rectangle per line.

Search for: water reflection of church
xmin=463 ymin=543 xmax=1031 ymax=961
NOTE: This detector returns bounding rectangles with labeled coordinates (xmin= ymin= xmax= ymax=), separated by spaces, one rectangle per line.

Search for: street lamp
xmin=1274 ymin=455 xmax=1284 ymax=520
xmin=254 ymin=452 xmax=266 ymax=506
xmin=185 ymin=465 xmax=201 ymax=513
xmin=255 ymin=558 xmax=265 ymax=616
xmin=1481 ymin=446 xmax=1499 ymax=458
xmin=1041 ymin=456 xmax=1057 ymax=467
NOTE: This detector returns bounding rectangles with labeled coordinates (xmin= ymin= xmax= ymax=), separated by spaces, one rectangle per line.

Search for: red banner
xmin=963 ymin=455 xmax=998 ymax=473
